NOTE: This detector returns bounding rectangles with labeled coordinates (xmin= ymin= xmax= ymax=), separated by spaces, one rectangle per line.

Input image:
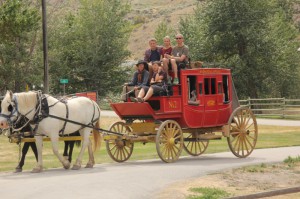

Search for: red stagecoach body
xmin=111 ymin=68 xmax=239 ymax=129
xmin=106 ymin=68 xmax=257 ymax=163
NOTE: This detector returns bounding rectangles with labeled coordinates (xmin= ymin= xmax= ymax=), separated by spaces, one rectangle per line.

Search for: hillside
xmin=47 ymin=0 xmax=299 ymax=60
xmin=127 ymin=0 xmax=197 ymax=59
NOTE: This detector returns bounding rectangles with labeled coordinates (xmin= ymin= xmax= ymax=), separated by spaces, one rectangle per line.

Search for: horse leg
xmin=50 ymin=137 xmax=70 ymax=169
xmin=85 ymin=140 xmax=95 ymax=168
xmin=68 ymin=141 xmax=75 ymax=163
xmin=15 ymin=142 xmax=30 ymax=172
xmin=63 ymin=141 xmax=70 ymax=161
xmin=32 ymin=136 xmax=43 ymax=173
xmin=72 ymin=129 xmax=90 ymax=170
xmin=30 ymin=141 xmax=38 ymax=162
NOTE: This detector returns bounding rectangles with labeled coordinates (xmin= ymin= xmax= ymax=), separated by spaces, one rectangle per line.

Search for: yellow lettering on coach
xmin=207 ymin=100 xmax=215 ymax=106
xmin=169 ymin=101 xmax=177 ymax=109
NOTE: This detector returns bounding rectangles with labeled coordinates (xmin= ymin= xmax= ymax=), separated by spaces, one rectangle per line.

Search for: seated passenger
xmin=161 ymin=36 xmax=173 ymax=83
xmin=144 ymin=38 xmax=162 ymax=78
xmin=131 ymin=61 xmax=167 ymax=102
xmin=164 ymin=33 xmax=189 ymax=85
xmin=121 ymin=60 xmax=149 ymax=101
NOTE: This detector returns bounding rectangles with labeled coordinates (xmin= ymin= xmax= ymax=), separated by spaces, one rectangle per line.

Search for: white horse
xmin=0 ymin=91 xmax=101 ymax=172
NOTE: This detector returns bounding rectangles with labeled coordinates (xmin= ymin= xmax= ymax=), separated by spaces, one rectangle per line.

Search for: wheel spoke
xmin=247 ymin=134 xmax=256 ymax=140
xmin=243 ymin=137 xmax=250 ymax=154
xmin=186 ymin=141 xmax=191 ymax=148
xmin=244 ymin=113 xmax=252 ymax=127
xmin=241 ymin=136 xmax=244 ymax=156
xmin=197 ymin=142 xmax=202 ymax=153
xmin=233 ymin=134 xmax=240 ymax=151
xmin=109 ymin=144 xmax=117 ymax=151
xmin=172 ymin=147 xmax=178 ymax=158
xmin=123 ymin=146 xmax=130 ymax=156
xmin=121 ymin=149 xmax=127 ymax=160
xmin=235 ymin=112 xmax=241 ymax=125
xmin=245 ymin=135 xmax=254 ymax=149
xmin=173 ymin=144 xmax=180 ymax=152
xmin=245 ymin=122 xmax=254 ymax=130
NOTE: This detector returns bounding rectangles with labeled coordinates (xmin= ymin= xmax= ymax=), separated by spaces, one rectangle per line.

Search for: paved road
xmin=0 ymin=146 xmax=300 ymax=199
xmin=101 ymin=110 xmax=300 ymax=126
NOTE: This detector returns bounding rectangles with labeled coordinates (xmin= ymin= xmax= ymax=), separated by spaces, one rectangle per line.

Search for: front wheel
xmin=156 ymin=120 xmax=183 ymax=163
xmin=105 ymin=122 xmax=134 ymax=162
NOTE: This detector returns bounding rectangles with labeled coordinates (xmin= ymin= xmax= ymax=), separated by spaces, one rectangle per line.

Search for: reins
xmin=46 ymin=114 xmax=125 ymax=136
xmin=7 ymin=91 xmax=126 ymax=137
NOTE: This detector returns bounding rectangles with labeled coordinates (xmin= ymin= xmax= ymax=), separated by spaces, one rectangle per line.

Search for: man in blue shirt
xmin=121 ymin=60 xmax=150 ymax=101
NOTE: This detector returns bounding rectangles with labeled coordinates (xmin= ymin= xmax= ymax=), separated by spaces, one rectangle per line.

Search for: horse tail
xmin=92 ymin=119 xmax=102 ymax=151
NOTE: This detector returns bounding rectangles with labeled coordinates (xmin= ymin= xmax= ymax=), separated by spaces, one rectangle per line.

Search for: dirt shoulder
xmin=157 ymin=162 xmax=300 ymax=199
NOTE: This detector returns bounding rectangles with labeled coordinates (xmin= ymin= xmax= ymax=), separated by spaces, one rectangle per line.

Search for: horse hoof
xmin=15 ymin=167 xmax=22 ymax=173
xmin=85 ymin=163 xmax=93 ymax=168
xmin=72 ymin=165 xmax=81 ymax=170
xmin=31 ymin=166 xmax=42 ymax=173
xmin=63 ymin=160 xmax=70 ymax=169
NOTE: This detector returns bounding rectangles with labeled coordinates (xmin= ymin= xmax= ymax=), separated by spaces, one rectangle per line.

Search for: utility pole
xmin=42 ymin=0 xmax=49 ymax=94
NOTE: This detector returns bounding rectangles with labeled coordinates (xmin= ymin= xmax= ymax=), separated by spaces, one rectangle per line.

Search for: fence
xmin=239 ymin=98 xmax=300 ymax=119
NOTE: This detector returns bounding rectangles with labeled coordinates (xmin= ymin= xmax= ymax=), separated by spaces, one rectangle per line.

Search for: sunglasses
xmin=175 ymin=38 xmax=183 ymax=40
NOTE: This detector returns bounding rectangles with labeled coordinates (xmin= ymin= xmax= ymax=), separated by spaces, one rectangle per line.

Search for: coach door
xmin=203 ymin=76 xmax=218 ymax=126
xmin=183 ymin=75 xmax=205 ymax=128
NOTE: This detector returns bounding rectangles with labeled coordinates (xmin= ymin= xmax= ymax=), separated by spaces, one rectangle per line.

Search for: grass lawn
xmin=0 ymin=117 xmax=300 ymax=172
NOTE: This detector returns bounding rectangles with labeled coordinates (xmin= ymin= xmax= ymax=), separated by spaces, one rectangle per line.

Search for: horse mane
xmin=14 ymin=91 xmax=37 ymax=110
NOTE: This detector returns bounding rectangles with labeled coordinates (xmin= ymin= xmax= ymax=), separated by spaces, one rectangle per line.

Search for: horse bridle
xmin=0 ymin=95 xmax=20 ymax=126
xmin=0 ymin=94 xmax=37 ymax=131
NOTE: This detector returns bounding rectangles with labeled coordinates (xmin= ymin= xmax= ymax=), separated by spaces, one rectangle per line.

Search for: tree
xmin=48 ymin=0 xmax=132 ymax=96
xmin=179 ymin=0 xmax=300 ymax=98
xmin=154 ymin=21 xmax=176 ymax=46
xmin=0 ymin=0 xmax=40 ymax=93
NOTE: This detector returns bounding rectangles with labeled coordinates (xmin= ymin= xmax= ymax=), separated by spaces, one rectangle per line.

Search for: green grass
xmin=240 ymin=163 xmax=268 ymax=173
xmin=284 ymin=155 xmax=300 ymax=164
xmin=283 ymin=155 xmax=300 ymax=168
xmin=0 ymin=122 xmax=300 ymax=172
xmin=187 ymin=187 xmax=230 ymax=199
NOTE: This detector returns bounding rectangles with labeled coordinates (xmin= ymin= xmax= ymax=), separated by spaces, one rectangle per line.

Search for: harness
xmin=2 ymin=91 xmax=126 ymax=137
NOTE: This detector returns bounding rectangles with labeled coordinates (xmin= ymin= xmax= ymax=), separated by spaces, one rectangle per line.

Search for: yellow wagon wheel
xmin=227 ymin=106 xmax=258 ymax=158
xmin=156 ymin=120 xmax=183 ymax=163
xmin=105 ymin=121 xmax=134 ymax=162
xmin=183 ymin=132 xmax=209 ymax=156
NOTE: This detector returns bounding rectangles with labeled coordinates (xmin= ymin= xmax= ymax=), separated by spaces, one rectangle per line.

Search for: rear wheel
xmin=183 ymin=132 xmax=209 ymax=156
xmin=156 ymin=120 xmax=183 ymax=163
xmin=227 ymin=107 xmax=258 ymax=158
xmin=105 ymin=122 xmax=134 ymax=162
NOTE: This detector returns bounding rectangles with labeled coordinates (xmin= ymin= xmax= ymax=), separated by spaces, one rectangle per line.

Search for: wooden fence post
xmin=282 ymin=97 xmax=285 ymax=119
xmin=248 ymin=97 xmax=251 ymax=108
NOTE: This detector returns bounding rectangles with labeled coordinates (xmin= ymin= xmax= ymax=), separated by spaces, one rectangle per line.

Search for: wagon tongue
xmin=110 ymin=102 xmax=155 ymax=120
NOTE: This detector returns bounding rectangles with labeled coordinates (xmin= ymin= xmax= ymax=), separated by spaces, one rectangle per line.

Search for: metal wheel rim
xmin=183 ymin=132 xmax=209 ymax=156
xmin=106 ymin=121 xmax=134 ymax=162
xmin=227 ymin=107 xmax=258 ymax=158
xmin=156 ymin=120 xmax=183 ymax=163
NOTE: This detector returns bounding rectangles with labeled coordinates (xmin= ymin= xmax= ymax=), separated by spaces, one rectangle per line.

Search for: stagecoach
xmin=104 ymin=68 xmax=258 ymax=163
xmin=1 ymin=68 xmax=258 ymax=171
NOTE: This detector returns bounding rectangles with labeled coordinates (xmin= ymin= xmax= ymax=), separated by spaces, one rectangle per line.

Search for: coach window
xmin=204 ymin=78 xmax=217 ymax=95
xmin=222 ymin=75 xmax=229 ymax=102
xmin=187 ymin=76 xmax=199 ymax=105
xmin=211 ymin=78 xmax=216 ymax=94
xmin=204 ymin=78 xmax=210 ymax=94
xmin=187 ymin=76 xmax=197 ymax=99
